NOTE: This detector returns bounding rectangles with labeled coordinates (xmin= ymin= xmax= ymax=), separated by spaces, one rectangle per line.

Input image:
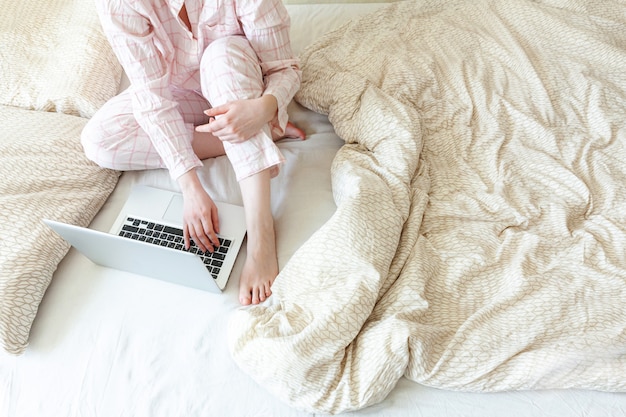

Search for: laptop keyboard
xmin=117 ymin=216 xmax=232 ymax=280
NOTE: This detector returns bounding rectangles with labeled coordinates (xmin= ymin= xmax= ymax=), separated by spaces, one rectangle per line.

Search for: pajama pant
xmin=81 ymin=36 xmax=285 ymax=181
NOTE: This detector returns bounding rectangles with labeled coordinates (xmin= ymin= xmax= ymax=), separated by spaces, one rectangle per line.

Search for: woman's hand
xmin=195 ymin=95 xmax=278 ymax=143
xmin=177 ymin=170 xmax=220 ymax=253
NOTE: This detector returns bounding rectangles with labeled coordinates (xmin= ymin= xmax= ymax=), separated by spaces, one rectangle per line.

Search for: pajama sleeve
xmin=95 ymin=0 xmax=202 ymax=180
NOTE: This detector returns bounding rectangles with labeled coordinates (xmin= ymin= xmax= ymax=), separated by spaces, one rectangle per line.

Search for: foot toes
xmin=239 ymin=291 xmax=252 ymax=306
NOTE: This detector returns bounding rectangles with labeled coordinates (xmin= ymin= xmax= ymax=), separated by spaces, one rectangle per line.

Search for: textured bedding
xmin=0 ymin=0 xmax=121 ymax=117
xmin=0 ymin=0 xmax=122 ymax=355
xmin=0 ymin=107 xmax=119 ymax=354
xmin=230 ymin=0 xmax=626 ymax=413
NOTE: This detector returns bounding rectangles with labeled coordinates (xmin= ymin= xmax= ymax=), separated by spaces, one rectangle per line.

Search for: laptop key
xmin=163 ymin=225 xmax=183 ymax=236
xmin=122 ymin=225 xmax=139 ymax=233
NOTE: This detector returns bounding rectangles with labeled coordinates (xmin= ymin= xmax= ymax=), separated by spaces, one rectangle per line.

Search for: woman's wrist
xmin=177 ymin=169 xmax=202 ymax=194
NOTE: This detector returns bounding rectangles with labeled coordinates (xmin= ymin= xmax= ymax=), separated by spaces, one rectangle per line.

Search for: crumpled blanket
xmin=229 ymin=0 xmax=626 ymax=414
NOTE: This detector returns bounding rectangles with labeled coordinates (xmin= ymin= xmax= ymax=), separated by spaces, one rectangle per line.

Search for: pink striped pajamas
xmin=83 ymin=0 xmax=301 ymax=181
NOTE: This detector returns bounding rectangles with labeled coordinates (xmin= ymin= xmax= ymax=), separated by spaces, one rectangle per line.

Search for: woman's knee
xmin=80 ymin=111 xmax=136 ymax=169
xmin=202 ymin=36 xmax=256 ymax=67
xmin=200 ymin=36 xmax=263 ymax=102
xmin=81 ymin=90 xmax=139 ymax=167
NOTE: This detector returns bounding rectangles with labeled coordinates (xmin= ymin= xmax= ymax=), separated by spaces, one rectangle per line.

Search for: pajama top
xmin=95 ymin=0 xmax=301 ymax=179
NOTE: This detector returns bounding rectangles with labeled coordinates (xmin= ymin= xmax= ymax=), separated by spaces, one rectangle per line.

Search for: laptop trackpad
xmin=163 ymin=194 xmax=184 ymax=223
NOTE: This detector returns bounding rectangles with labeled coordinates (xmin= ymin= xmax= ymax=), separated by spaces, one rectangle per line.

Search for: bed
xmin=1 ymin=0 xmax=625 ymax=416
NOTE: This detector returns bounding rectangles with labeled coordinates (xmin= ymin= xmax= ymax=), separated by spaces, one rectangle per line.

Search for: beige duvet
xmin=229 ymin=0 xmax=626 ymax=414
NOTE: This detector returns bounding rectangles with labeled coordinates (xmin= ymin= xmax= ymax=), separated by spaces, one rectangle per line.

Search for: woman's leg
xmin=238 ymin=169 xmax=277 ymax=304
xmin=81 ymin=87 xmax=226 ymax=170
xmin=200 ymin=36 xmax=283 ymax=305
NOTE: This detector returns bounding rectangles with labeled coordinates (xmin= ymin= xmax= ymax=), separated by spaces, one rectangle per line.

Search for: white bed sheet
xmin=1 ymin=2 xmax=626 ymax=416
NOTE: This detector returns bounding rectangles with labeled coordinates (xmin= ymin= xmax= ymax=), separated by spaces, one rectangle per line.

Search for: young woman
xmin=82 ymin=0 xmax=305 ymax=305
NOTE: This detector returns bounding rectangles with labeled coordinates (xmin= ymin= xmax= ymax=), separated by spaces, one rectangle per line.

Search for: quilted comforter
xmin=229 ymin=0 xmax=626 ymax=413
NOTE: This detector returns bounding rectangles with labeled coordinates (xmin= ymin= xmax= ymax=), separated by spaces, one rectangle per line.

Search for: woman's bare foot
xmin=272 ymin=121 xmax=306 ymax=141
xmin=237 ymin=168 xmax=278 ymax=305
xmin=239 ymin=222 xmax=278 ymax=305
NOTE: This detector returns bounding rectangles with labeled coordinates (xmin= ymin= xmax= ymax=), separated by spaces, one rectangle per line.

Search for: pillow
xmin=0 ymin=106 xmax=120 ymax=355
xmin=0 ymin=0 xmax=122 ymax=118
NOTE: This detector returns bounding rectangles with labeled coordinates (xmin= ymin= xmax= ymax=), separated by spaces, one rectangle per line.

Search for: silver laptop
xmin=43 ymin=185 xmax=247 ymax=293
